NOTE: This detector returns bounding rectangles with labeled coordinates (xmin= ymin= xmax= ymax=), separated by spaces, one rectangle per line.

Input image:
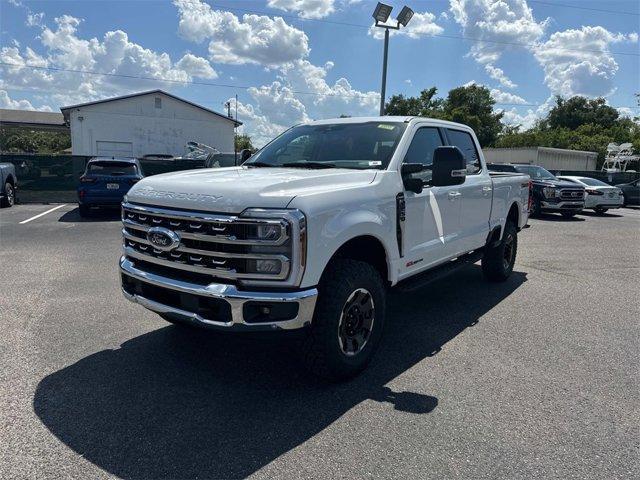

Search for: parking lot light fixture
xmin=373 ymin=4 xmax=414 ymax=116
xmin=372 ymin=2 xmax=393 ymax=23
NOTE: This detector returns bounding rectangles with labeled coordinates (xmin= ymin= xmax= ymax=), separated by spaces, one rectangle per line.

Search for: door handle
xmin=448 ymin=191 xmax=461 ymax=200
xmin=482 ymin=186 xmax=492 ymax=196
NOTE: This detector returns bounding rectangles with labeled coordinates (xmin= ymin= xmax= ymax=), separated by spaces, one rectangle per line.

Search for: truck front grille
xmin=121 ymin=202 xmax=291 ymax=281
xmin=559 ymin=189 xmax=584 ymax=200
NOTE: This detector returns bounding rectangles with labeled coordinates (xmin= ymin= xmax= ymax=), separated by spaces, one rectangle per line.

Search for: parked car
xmin=615 ymin=179 xmax=640 ymax=206
xmin=557 ymin=176 xmax=624 ymax=214
xmin=487 ymin=163 xmax=585 ymax=218
xmin=77 ymin=157 xmax=143 ymax=217
xmin=119 ymin=117 xmax=530 ymax=381
xmin=0 ymin=163 xmax=17 ymax=208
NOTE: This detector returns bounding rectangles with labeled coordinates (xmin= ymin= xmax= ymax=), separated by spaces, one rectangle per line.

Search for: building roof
xmin=0 ymin=109 xmax=67 ymax=131
xmin=60 ymin=89 xmax=241 ymax=126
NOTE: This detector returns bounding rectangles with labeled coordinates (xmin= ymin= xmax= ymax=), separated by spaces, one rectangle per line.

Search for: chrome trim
xmin=124 ymin=246 xmax=290 ymax=280
xmin=122 ymin=202 xmax=289 ymax=246
xmin=120 ymin=257 xmax=317 ymax=331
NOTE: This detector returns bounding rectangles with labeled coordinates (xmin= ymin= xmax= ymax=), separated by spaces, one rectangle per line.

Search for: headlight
xmin=542 ymin=186 xmax=556 ymax=198
xmin=255 ymin=223 xmax=282 ymax=241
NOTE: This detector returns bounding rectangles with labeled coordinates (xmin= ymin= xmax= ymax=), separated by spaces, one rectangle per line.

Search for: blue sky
xmin=1 ymin=0 xmax=638 ymax=145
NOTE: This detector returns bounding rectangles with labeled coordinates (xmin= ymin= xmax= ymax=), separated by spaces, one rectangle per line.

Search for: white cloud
xmin=0 ymin=89 xmax=36 ymax=110
xmin=0 ymin=14 xmax=218 ymax=106
xmin=173 ymin=0 xmax=309 ymax=67
xmin=485 ymin=64 xmax=516 ymax=89
xmin=500 ymin=107 xmax=539 ymax=129
xmin=369 ymin=11 xmax=443 ymax=40
xmin=26 ymin=11 xmax=44 ymax=27
xmin=267 ymin=0 xmax=335 ymax=19
xmin=175 ymin=53 xmax=218 ymax=79
xmin=533 ymin=26 xmax=638 ymax=98
xmin=449 ymin=0 xmax=546 ymax=88
xmin=490 ymin=88 xmax=527 ymax=105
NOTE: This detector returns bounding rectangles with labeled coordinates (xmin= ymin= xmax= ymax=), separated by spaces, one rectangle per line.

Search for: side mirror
xmin=401 ymin=163 xmax=424 ymax=194
xmin=432 ymin=146 xmax=466 ymax=187
xmin=239 ymin=149 xmax=252 ymax=164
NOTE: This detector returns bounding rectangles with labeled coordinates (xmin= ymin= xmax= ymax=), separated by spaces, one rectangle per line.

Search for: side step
xmin=396 ymin=249 xmax=484 ymax=293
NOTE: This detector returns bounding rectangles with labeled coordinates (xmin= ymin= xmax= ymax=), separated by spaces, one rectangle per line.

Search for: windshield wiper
xmin=244 ymin=161 xmax=275 ymax=168
xmin=282 ymin=162 xmax=336 ymax=169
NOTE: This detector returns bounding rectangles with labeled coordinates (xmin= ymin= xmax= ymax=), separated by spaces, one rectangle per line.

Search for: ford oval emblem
xmin=147 ymin=227 xmax=180 ymax=251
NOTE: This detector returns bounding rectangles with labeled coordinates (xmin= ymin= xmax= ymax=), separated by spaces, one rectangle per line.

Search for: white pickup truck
xmin=120 ymin=117 xmax=530 ymax=380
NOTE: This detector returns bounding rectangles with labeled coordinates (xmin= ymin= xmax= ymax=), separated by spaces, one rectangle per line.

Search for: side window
xmin=446 ymin=129 xmax=481 ymax=174
xmin=403 ymin=127 xmax=443 ymax=184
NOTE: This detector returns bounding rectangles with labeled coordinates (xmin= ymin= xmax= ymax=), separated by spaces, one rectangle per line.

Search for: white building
xmin=61 ymin=90 xmax=240 ymax=157
xmin=483 ymin=147 xmax=598 ymax=171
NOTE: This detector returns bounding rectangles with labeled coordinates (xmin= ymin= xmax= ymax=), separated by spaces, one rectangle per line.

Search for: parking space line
xmin=19 ymin=204 xmax=68 ymax=224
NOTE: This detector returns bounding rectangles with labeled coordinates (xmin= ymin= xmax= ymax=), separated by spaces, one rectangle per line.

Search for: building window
xmin=155 ymin=97 xmax=161 ymax=109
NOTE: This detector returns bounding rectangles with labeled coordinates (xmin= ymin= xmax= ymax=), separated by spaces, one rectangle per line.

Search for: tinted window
xmin=87 ymin=162 xmax=137 ymax=175
xmin=447 ymin=129 xmax=481 ymax=174
xmin=247 ymin=122 xmax=407 ymax=170
xmin=578 ymin=177 xmax=610 ymax=187
xmin=487 ymin=164 xmax=516 ymax=172
xmin=403 ymin=127 xmax=443 ymax=183
xmin=514 ymin=165 xmax=556 ymax=180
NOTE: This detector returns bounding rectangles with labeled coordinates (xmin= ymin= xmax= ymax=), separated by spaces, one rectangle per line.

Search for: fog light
xmin=253 ymin=259 xmax=281 ymax=274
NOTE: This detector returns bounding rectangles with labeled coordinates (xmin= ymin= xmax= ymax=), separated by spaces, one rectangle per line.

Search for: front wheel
xmin=594 ymin=207 xmax=608 ymax=215
xmin=482 ymin=222 xmax=517 ymax=282
xmin=299 ymin=259 xmax=386 ymax=382
xmin=1 ymin=182 xmax=14 ymax=208
xmin=529 ymin=198 xmax=541 ymax=218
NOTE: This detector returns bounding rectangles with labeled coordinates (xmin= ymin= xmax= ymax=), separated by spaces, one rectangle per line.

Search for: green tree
xmin=235 ymin=134 xmax=254 ymax=152
xmin=0 ymin=128 xmax=71 ymax=153
xmin=384 ymin=87 xmax=444 ymax=117
xmin=545 ymin=96 xmax=619 ymax=130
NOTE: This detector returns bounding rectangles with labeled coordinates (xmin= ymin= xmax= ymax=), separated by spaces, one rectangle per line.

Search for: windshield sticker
xmin=377 ymin=124 xmax=395 ymax=130
xmin=368 ymin=161 xmax=382 ymax=166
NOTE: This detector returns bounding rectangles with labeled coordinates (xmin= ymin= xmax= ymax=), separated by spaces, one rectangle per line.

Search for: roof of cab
xmin=304 ymin=116 xmax=473 ymax=130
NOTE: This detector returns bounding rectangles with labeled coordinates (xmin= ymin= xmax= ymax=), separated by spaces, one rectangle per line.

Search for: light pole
xmin=373 ymin=3 xmax=414 ymax=116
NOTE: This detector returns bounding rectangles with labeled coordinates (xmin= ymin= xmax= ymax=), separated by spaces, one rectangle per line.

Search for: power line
xmin=2 ymin=62 xmax=638 ymax=109
xmin=205 ymin=2 xmax=640 ymax=57
xmin=528 ymin=0 xmax=640 ymax=17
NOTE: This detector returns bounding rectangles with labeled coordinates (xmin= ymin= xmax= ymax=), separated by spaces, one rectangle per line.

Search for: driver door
xmin=401 ymin=126 xmax=462 ymax=277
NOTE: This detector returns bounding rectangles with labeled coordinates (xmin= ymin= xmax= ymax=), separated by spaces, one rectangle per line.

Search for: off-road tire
xmin=530 ymin=198 xmax=541 ymax=218
xmin=482 ymin=221 xmax=517 ymax=282
xmin=1 ymin=182 xmax=14 ymax=208
xmin=299 ymin=259 xmax=386 ymax=382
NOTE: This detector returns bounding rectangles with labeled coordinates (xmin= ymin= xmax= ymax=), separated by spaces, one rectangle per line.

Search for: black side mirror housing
xmin=239 ymin=149 xmax=252 ymax=164
xmin=401 ymin=163 xmax=424 ymax=194
xmin=432 ymin=146 xmax=466 ymax=187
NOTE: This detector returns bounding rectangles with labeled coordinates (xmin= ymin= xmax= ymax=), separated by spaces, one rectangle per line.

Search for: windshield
xmin=514 ymin=165 xmax=556 ymax=180
xmin=577 ymin=177 xmax=610 ymax=187
xmin=87 ymin=161 xmax=137 ymax=176
xmin=246 ymin=122 xmax=407 ymax=170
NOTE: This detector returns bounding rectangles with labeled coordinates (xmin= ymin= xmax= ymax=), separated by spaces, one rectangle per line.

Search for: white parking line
xmin=19 ymin=204 xmax=67 ymax=224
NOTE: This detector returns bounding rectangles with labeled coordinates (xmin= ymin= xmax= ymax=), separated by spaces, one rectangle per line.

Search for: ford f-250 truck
xmin=120 ymin=117 xmax=530 ymax=380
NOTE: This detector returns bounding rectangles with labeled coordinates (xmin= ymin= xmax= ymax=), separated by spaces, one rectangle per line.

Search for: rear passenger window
xmin=447 ymin=129 xmax=481 ymax=174
xmin=403 ymin=127 xmax=443 ymax=184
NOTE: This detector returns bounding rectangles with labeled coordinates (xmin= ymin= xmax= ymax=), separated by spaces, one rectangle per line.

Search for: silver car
xmin=558 ymin=176 xmax=624 ymax=214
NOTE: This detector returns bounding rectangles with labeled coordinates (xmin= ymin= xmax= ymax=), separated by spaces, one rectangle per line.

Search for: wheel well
xmin=507 ymin=202 xmax=519 ymax=226
xmin=328 ymin=235 xmax=388 ymax=283
xmin=5 ymin=175 xmax=15 ymax=186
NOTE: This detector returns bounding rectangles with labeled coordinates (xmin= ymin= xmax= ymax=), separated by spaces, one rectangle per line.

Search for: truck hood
xmin=533 ymin=178 xmax=583 ymax=189
xmin=126 ymin=167 xmax=378 ymax=213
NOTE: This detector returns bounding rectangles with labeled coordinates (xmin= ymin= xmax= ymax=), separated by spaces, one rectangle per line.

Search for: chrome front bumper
xmin=120 ymin=257 xmax=317 ymax=331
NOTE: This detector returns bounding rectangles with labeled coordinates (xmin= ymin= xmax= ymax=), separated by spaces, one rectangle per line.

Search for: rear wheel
xmin=1 ymin=182 xmax=14 ymax=208
xmin=78 ymin=204 xmax=91 ymax=217
xmin=594 ymin=207 xmax=608 ymax=215
xmin=299 ymin=259 xmax=385 ymax=382
xmin=482 ymin=222 xmax=517 ymax=282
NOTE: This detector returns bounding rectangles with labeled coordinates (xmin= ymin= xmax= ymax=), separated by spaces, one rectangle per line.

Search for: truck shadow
xmin=58 ymin=207 xmax=121 ymax=223
xmin=34 ymin=266 xmax=526 ymax=479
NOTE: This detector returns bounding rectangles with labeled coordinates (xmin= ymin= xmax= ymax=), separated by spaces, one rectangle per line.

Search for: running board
xmin=396 ymin=249 xmax=484 ymax=293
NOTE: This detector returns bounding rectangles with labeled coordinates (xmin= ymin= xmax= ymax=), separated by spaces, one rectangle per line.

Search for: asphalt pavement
xmin=1 ymin=203 xmax=639 ymax=479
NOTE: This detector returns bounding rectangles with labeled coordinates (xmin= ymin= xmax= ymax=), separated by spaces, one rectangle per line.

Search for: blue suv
xmin=77 ymin=157 xmax=143 ymax=217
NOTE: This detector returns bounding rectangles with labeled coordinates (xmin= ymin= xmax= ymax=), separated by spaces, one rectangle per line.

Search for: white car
xmin=558 ymin=176 xmax=624 ymax=214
